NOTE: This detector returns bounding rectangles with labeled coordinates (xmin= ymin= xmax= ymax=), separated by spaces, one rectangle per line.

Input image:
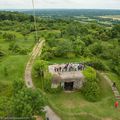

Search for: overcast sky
xmin=0 ymin=0 xmax=120 ymax=9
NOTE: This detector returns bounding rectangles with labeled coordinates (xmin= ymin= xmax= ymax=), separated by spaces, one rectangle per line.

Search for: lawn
xmin=0 ymin=30 xmax=36 ymax=51
xmin=46 ymin=77 xmax=120 ymax=120
xmin=0 ymin=29 xmax=38 ymax=97
xmin=47 ymin=57 xmax=93 ymax=64
xmin=33 ymin=65 xmax=120 ymax=120
xmin=0 ymin=55 xmax=29 ymax=96
xmin=107 ymin=72 xmax=120 ymax=92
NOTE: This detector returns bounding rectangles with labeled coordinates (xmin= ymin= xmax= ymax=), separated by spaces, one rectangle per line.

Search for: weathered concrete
xmin=49 ymin=64 xmax=84 ymax=89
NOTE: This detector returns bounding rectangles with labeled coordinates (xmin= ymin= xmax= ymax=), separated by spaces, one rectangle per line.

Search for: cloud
xmin=0 ymin=0 xmax=120 ymax=9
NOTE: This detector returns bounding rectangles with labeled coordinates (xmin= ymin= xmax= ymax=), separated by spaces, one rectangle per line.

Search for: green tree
xmin=89 ymin=42 xmax=103 ymax=56
xmin=0 ymin=97 xmax=12 ymax=116
xmin=82 ymin=35 xmax=94 ymax=46
xmin=33 ymin=60 xmax=48 ymax=78
xmin=12 ymin=88 xmax=45 ymax=117
xmin=55 ymin=39 xmax=73 ymax=57
xmin=0 ymin=49 xmax=6 ymax=57
xmin=12 ymin=79 xmax=25 ymax=95
xmin=3 ymin=32 xmax=16 ymax=41
xmin=111 ymin=24 xmax=120 ymax=38
xmin=82 ymin=67 xmax=101 ymax=102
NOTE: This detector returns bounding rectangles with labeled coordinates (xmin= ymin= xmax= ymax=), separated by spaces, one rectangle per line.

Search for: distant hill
xmin=2 ymin=9 xmax=120 ymax=17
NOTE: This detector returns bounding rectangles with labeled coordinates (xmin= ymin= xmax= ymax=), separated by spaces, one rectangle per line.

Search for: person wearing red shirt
xmin=114 ymin=101 xmax=119 ymax=108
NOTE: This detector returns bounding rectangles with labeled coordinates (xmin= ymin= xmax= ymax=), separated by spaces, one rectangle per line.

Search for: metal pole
xmin=32 ymin=0 xmax=38 ymax=42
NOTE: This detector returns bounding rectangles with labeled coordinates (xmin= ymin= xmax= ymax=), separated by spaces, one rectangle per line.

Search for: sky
xmin=0 ymin=0 xmax=120 ymax=9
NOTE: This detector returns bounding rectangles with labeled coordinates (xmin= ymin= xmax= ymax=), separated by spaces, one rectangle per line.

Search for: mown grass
xmin=0 ymin=30 xmax=35 ymax=96
xmin=47 ymin=78 xmax=119 ymax=120
xmin=107 ymin=72 xmax=120 ymax=92
xmin=33 ymin=66 xmax=120 ymax=120
xmin=0 ymin=55 xmax=29 ymax=96
xmin=47 ymin=57 xmax=93 ymax=64
xmin=0 ymin=30 xmax=35 ymax=51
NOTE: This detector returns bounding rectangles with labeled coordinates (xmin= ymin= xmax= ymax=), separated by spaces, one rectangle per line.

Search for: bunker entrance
xmin=64 ymin=82 xmax=74 ymax=91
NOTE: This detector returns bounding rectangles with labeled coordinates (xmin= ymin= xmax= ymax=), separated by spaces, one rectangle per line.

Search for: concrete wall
xmin=73 ymin=79 xmax=84 ymax=89
xmin=51 ymin=78 xmax=84 ymax=90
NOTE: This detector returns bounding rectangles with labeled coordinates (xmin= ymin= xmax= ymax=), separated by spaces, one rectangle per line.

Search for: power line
xmin=32 ymin=0 xmax=38 ymax=42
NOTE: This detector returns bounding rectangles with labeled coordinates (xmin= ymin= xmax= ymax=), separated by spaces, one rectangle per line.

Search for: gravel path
xmin=101 ymin=73 xmax=120 ymax=100
xmin=24 ymin=40 xmax=44 ymax=88
xmin=24 ymin=39 xmax=61 ymax=120
xmin=44 ymin=106 xmax=61 ymax=120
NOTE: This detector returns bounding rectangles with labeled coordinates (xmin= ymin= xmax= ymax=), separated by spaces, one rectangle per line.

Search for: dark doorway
xmin=64 ymin=82 xmax=73 ymax=90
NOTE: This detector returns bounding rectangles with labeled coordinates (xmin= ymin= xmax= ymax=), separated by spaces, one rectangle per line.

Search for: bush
xmin=9 ymin=42 xmax=20 ymax=54
xmin=0 ymin=49 xmax=6 ymax=57
xmin=82 ymin=81 xmax=101 ymax=102
xmin=41 ymin=52 xmax=54 ymax=60
xmin=82 ymin=67 xmax=101 ymax=102
xmin=3 ymin=32 xmax=16 ymax=41
xmin=89 ymin=42 xmax=103 ymax=55
xmin=44 ymin=74 xmax=62 ymax=94
xmin=83 ymin=67 xmax=97 ymax=81
xmin=33 ymin=60 xmax=48 ymax=78
xmin=45 ymin=84 xmax=62 ymax=94
xmin=9 ymin=42 xmax=29 ymax=55
xmin=18 ymin=48 xmax=29 ymax=55
xmin=92 ymin=60 xmax=108 ymax=71
xmin=0 ymin=97 xmax=12 ymax=116
xmin=66 ymin=52 xmax=75 ymax=58
xmin=86 ymin=59 xmax=109 ymax=71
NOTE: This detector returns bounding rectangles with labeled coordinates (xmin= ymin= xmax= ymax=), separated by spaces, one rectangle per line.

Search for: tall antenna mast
xmin=32 ymin=0 xmax=38 ymax=42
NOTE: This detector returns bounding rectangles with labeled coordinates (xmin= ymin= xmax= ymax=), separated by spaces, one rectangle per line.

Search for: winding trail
xmin=24 ymin=39 xmax=61 ymax=120
xmin=25 ymin=39 xmax=44 ymax=88
xmin=100 ymin=73 xmax=120 ymax=100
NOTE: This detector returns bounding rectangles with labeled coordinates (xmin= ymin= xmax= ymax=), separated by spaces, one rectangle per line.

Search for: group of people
xmin=54 ymin=63 xmax=85 ymax=73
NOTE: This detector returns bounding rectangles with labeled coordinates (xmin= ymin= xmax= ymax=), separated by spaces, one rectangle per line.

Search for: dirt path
xmin=24 ymin=39 xmax=61 ymax=120
xmin=44 ymin=106 xmax=61 ymax=120
xmin=24 ymin=40 xmax=44 ymax=88
xmin=100 ymin=73 xmax=120 ymax=100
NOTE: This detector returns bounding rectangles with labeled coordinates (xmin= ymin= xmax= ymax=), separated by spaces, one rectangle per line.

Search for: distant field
xmin=99 ymin=15 xmax=120 ymax=20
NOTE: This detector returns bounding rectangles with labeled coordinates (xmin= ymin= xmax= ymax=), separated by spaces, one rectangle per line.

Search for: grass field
xmin=107 ymin=72 xmax=120 ymax=92
xmin=32 ymin=62 xmax=120 ymax=120
xmin=46 ymin=75 xmax=120 ymax=120
xmin=0 ymin=55 xmax=28 ymax=96
xmin=48 ymin=92 xmax=116 ymax=120
xmin=47 ymin=57 xmax=93 ymax=64
xmin=0 ymin=30 xmax=36 ymax=96
xmin=99 ymin=15 xmax=120 ymax=21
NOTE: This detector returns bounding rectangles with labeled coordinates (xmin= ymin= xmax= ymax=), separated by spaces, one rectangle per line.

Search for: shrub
xmin=83 ymin=67 xmax=97 ymax=81
xmin=93 ymin=60 xmax=108 ymax=71
xmin=0 ymin=49 xmax=6 ymax=57
xmin=3 ymin=32 xmax=16 ymax=41
xmin=18 ymin=48 xmax=29 ymax=55
xmin=9 ymin=42 xmax=29 ymax=55
xmin=82 ymin=67 xmax=101 ymax=102
xmin=86 ymin=59 xmax=109 ymax=71
xmin=44 ymin=74 xmax=62 ymax=94
xmin=66 ymin=52 xmax=75 ymax=58
xmin=33 ymin=60 xmax=48 ymax=78
xmin=82 ymin=81 xmax=101 ymax=102
xmin=9 ymin=42 xmax=20 ymax=54
xmin=41 ymin=52 xmax=54 ymax=60
xmin=45 ymin=84 xmax=62 ymax=94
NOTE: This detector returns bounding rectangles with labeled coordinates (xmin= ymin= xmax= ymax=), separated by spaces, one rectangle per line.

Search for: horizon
xmin=0 ymin=0 xmax=120 ymax=10
xmin=1 ymin=8 xmax=120 ymax=10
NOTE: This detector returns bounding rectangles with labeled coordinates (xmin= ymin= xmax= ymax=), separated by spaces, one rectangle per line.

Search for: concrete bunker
xmin=49 ymin=63 xmax=84 ymax=91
